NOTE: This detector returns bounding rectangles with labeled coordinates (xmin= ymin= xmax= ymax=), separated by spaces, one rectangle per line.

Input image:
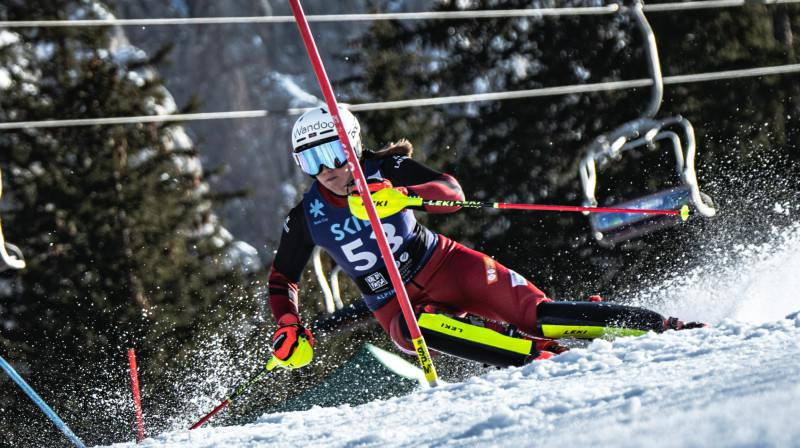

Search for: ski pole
xmin=0 ymin=355 xmax=87 ymax=448
xmin=349 ymin=187 xmax=691 ymax=221
xmin=189 ymin=358 xmax=277 ymax=430
xmin=289 ymin=0 xmax=439 ymax=387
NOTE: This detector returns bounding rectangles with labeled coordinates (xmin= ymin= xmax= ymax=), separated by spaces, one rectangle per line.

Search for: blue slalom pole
xmin=0 ymin=354 xmax=87 ymax=448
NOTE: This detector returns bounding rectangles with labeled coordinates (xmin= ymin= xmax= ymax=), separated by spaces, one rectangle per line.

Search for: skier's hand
xmin=354 ymin=178 xmax=409 ymax=197
xmin=267 ymin=323 xmax=314 ymax=370
xmin=349 ymin=178 xmax=420 ymax=219
xmin=538 ymin=339 xmax=569 ymax=355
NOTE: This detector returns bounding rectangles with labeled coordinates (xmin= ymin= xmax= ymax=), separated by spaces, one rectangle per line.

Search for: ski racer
xmin=267 ymin=106 xmax=702 ymax=370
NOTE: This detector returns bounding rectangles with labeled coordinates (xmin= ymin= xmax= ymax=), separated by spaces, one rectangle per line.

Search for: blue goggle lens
xmin=294 ymin=140 xmax=348 ymax=175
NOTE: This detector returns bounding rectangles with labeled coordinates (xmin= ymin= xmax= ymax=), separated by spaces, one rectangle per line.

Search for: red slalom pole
xmin=127 ymin=349 xmax=145 ymax=443
xmin=289 ymin=0 xmax=438 ymax=387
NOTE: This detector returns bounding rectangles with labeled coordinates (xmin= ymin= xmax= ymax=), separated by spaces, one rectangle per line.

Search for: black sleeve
xmin=379 ymin=155 xmax=444 ymax=187
xmin=271 ymin=202 xmax=316 ymax=283
xmin=378 ymin=156 xmax=465 ymax=212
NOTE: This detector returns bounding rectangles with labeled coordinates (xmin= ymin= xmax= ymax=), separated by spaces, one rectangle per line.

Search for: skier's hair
xmin=362 ymin=139 xmax=413 ymax=159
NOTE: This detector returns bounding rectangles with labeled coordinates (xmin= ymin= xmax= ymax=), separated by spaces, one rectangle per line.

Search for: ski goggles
xmin=293 ymin=139 xmax=349 ymax=176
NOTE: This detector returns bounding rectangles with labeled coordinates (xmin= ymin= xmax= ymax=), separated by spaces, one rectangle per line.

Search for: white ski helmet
xmin=291 ymin=105 xmax=362 ymax=157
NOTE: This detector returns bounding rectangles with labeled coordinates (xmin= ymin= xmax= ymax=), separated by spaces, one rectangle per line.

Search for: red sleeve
xmin=406 ymin=173 xmax=465 ymax=214
xmin=381 ymin=156 xmax=465 ymax=213
xmin=268 ymin=203 xmax=314 ymax=327
xmin=268 ymin=266 xmax=301 ymax=326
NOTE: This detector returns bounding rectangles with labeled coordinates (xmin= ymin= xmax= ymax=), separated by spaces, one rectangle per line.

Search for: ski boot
xmin=663 ymin=317 xmax=707 ymax=331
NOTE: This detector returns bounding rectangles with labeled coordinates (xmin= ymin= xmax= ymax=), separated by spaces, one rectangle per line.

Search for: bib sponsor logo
xmin=330 ymin=216 xmax=371 ymax=241
xmin=484 ymin=257 xmax=498 ymax=284
xmin=509 ymin=269 xmax=527 ymax=287
xmin=309 ymin=199 xmax=325 ymax=218
xmin=294 ymin=120 xmax=335 ymax=139
xmin=392 ymin=156 xmax=405 ymax=169
xmin=365 ymin=272 xmax=388 ymax=291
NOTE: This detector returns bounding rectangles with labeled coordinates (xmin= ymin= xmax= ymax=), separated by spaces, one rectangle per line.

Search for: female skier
xmin=266 ymin=106 xmax=702 ymax=370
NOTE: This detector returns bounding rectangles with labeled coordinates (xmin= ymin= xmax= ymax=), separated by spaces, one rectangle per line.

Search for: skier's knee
xmin=390 ymin=304 xmax=446 ymax=355
xmin=389 ymin=312 xmax=416 ymax=354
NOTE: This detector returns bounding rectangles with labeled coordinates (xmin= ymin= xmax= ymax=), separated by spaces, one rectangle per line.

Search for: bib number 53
xmin=341 ymin=224 xmax=403 ymax=272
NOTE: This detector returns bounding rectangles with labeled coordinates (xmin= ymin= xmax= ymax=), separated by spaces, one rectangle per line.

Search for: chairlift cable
xmin=0 ymin=6 xmax=620 ymax=28
xmin=643 ymin=0 xmax=800 ymax=12
xmin=0 ymin=0 xmax=798 ymax=28
xmin=2 ymin=63 xmax=799 ymax=130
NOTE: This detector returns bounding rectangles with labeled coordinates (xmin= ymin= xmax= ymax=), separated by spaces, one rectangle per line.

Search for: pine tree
xmin=0 ymin=1 xmax=264 ymax=444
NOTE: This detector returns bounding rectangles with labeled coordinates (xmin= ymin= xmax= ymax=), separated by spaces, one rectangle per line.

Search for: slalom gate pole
xmin=127 ymin=349 xmax=145 ymax=443
xmin=0 ymin=354 xmax=87 ymax=448
xmin=289 ymin=0 xmax=439 ymax=387
xmin=189 ymin=362 xmax=272 ymax=430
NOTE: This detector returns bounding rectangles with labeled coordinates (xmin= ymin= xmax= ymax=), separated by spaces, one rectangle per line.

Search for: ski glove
xmin=267 ymin=323 xmax=314 ymax=370
xmin=355 ymin=178 xmax=409 ymax=197
xmin=348 ymin=178 xmax=417 ymax=219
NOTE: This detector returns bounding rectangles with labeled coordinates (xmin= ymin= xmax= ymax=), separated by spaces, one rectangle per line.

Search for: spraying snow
xmin=100 ymin=219 xmax=800 ymax=448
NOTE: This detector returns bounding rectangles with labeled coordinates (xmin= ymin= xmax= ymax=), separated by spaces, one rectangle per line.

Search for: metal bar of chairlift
xmin=0 ymin=240 xmax=25 ymax=271
xmin=310 ymin=248 xmax=373 ymax=334
xmin=329 ymin=265 xmax=344 ymax=309
xmin=578 ymin=1 xmax=716 ymax=246
xmin=312 ymin=246 xmax=340 ymax=314
xmin=0 ymin=168 xmax=25 ymax=271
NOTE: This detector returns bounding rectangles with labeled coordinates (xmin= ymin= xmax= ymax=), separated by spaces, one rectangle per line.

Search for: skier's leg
xmin=411 ymin=236 xmax=551 ymax=338
xmin=391 ymin=306 xmax=567 ymax=368
xmin=536 ymin=301 xmax=704 ymax=339
xmin=372 ymin=235 xmax=568 ymax=367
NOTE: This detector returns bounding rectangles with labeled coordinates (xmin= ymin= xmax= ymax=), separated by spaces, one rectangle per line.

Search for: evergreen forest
xmin=0 ymin=0 xmax=798 ymax=446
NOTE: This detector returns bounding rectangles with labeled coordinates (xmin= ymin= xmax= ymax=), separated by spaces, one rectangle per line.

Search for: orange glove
xmin=353 ymin=178 xmax=409 ymax=197
xmin=268 ymin=323 xmax=314 ymax=370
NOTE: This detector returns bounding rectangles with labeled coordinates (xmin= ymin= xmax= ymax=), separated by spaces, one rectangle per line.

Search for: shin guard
xmin=399 ymin=313 xmax=538 ymax=368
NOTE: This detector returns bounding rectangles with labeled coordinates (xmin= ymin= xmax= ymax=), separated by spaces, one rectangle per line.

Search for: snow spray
xmin=0 ymin=354 xmax=87 ymax=448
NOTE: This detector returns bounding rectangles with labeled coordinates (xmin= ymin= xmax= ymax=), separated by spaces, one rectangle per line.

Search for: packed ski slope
xmin=104 ymin=219 xmax=800 ymax=448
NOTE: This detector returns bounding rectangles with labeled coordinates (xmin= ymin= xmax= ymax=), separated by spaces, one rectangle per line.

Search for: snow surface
xmin=102 ymin=220 xmax=800 ymax=448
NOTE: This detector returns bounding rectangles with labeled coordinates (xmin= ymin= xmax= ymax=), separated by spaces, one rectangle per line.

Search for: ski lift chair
xmin=0 ymin=167 xmax=25 ymax=271
xmin=578 ymin=2 xmax=715 ymax=247
xmin=0 ymin=240 xmax=25 ymax=272
xmin=310 ymin=247 xmax=371 ymax=334
xmin=313 ymin=246 xmax=345 ymax=315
